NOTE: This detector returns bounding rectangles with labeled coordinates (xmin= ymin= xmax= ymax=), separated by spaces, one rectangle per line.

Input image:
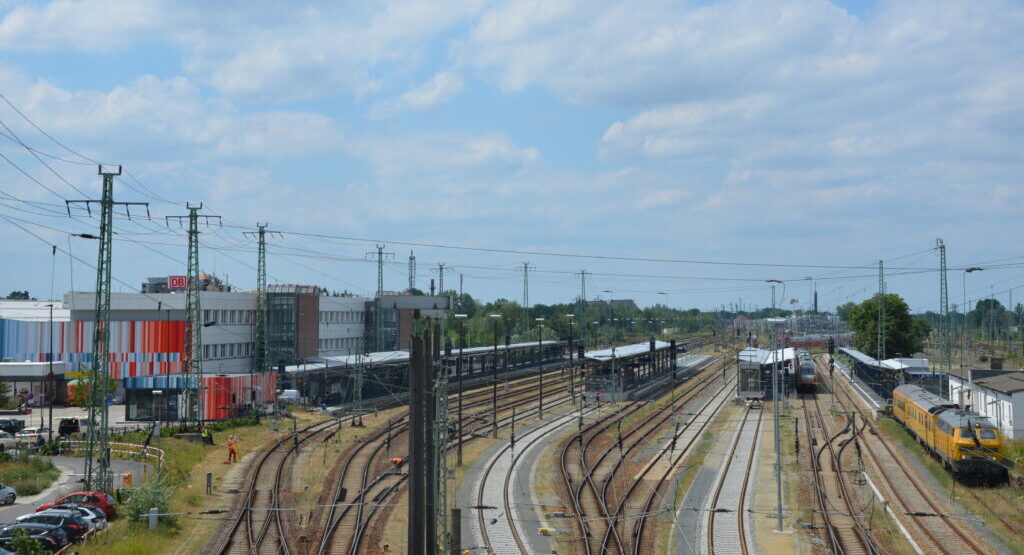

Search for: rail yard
xmin=1 ymin=4 xmax=1021 ymax=553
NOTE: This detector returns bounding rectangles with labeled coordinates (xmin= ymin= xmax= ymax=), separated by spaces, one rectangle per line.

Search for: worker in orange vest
xmin=226 ymin=435 xmax=239 ymax=463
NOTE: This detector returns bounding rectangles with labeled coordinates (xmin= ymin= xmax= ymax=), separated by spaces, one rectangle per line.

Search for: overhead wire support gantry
xmin=166 ymin=203 xmax=221 ymax=428
xmin=243 ymin=224 xmax=282 ymax=413
xmin=65 ymin=164 xmax=149 ymax=495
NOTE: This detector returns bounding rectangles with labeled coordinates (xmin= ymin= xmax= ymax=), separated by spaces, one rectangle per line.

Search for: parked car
xmin=57 ymin=417 xmax=81 ymax=437
xmin=37 ymin=491 xmax=116 ymax=518
xmin=0 ymin=432 xmax=23 ymax=453
xmin=15 ymin=427 xmax=50 ymax=445
xmin=0 ymin=483 xmax=15 ymax=505
xmin=0 ymin=419 xmax=24 ymax=435
xmin=15 ymin=513 xmax=89 ymax=542
xmin=0 ymin=522 xmax=68 ymax=552
xmin=45 ymin=504 xmax=107 ymax=531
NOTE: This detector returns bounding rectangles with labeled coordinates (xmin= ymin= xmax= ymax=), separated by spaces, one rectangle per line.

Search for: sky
xmin=0 ymin=0 xmax=1021 ymax=314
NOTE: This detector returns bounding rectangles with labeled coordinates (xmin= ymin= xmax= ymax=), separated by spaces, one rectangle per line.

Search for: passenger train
xmin=795 ymin=349 xmax=817 ymax=392
xmin=892 ymin=384 xmax=1007 ymax=482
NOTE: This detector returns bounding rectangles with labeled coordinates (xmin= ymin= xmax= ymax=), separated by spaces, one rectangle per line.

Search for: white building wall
xmin=317 ymin=296 xmax=368 ymax=357
xmin=948 ymin=374 xmax=1020 ymax=439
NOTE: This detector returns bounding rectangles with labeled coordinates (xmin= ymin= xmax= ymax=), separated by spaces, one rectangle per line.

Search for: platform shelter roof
xmin=585 ymin=341 xmax=670 ymax=362
xmin=737 ymin=347 xmax=796 ymax=366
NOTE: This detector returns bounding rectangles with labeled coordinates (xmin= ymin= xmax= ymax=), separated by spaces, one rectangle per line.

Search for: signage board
xmin=168 ymin=275 xmax=187 ymax=290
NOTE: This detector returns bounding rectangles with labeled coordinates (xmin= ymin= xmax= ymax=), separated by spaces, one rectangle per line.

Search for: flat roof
xmin=974 ymin=372 xmax=1024 ymax=395
xmin=0 ymin=301 xmax=70 ymax=322
xmin=585 ymin=341 xmax=671 ymax=362
xmin=737 ymin=347 xmax=797 ymax=365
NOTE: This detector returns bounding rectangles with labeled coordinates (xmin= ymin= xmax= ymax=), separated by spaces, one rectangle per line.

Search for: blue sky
xmin=0 ymin=0 xmax=1022 ymax=314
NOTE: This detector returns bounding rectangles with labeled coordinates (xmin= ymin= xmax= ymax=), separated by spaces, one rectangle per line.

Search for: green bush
xmin=122 ymin=473 xmax=176 ymax=528
xmin=0 ymin=454 xmax=60 ymax=496
xmin=9 ymin=528 xmax=47 ymax=554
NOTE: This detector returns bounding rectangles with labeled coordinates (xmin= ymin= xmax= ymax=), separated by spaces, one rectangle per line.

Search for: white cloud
xmin=0 ymin=0 xmax=166 ymax=51
xmin=348 ymin=132 xmax=539 ymax=180
xmin=0 ymin=70 xmax=341 ymax=165
xmin=369 ymin=70 xmax=464 ymax=119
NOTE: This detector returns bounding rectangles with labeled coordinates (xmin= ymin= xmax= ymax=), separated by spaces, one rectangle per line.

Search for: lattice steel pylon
xmin=433 ymin=345 xmax=450 ymax=553
xmin=66 ymin=165 xmax=149 ymax=494
xmin=243 ymin=224 xmax=279 ymax=377
xmin=408 ymin=250 xmax=416 ymax=291
xmin=877 ymin=260 xmax=885 ymax=362
xmin=936 ymin=239 xmax=950 ymax=372
xmin=522 ymin=262 xmax=530 ymax=333
xmin=366 ymin=245 xmax=394 ymax=351
xmin=578 ymin=269 xmax=588 ymax=346
xmin=167 ymin=204 xmax=220 ymax=426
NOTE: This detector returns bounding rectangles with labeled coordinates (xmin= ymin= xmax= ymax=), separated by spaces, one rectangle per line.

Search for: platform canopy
xmin=585 ymin=341 xmax=670 ymax=362
xmin=737 ymin=347 xmax=797 ymax=366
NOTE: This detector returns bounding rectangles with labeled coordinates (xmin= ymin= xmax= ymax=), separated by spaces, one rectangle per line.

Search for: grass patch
xmin=75 ymin=410 xmax=326 ymax=555
xmin=0 ymin=452 xmax=60 ymax=495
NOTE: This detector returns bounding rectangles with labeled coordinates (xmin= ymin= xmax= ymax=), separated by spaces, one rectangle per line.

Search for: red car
xmin=38 ymin=491 xmax=116 ymax=518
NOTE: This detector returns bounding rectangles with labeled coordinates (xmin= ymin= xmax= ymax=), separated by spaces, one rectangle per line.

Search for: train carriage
xmin=795 ymin=349 xmax=816 ymax=392
xmin=892 ymin=384 xmax=1007 ymax=482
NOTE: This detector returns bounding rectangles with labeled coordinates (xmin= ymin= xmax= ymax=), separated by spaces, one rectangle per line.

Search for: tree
xmin=5 ymin=291 xmax=33 ymax=300
xmin=849 ymin=293 xmax=927 ymax=359
xmin=836 ymin=302 xmax=856 ymax=322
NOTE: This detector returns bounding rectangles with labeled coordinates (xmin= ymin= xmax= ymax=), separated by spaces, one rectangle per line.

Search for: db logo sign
xmin=168 ymin=275 xmax=187 ymax=290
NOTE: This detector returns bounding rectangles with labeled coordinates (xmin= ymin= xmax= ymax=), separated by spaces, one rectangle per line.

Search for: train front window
xmin=978 ymin=429 xmax=996 ymax=440
xmin=958 ymin=427 xmax=975 ymax=439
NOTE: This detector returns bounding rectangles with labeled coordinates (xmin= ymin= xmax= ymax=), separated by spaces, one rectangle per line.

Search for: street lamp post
xmin=47 ymin=303 xmax=54 ymax=442
xmin=536 ymin=317 xmax=545 ymax=419
xmin=490 ymin=314 xmax=501 ymax=438
xmin=454 ymin=314 xmax=467 ymax=467
xmin=770 ymin=318 xmax=784 ymax=532
xmin=961 ymin=267 xmax=984 ymax=394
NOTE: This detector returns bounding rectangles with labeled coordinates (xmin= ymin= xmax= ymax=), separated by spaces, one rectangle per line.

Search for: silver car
xmin=0 ymin=483 xmax=15 ymax=505
xmin=39 ymin=505 xmax=107 ymax=531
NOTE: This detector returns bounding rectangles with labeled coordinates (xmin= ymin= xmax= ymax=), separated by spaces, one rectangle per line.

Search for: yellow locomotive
xmin=892 ymin=384 xmax=1007 ymax=482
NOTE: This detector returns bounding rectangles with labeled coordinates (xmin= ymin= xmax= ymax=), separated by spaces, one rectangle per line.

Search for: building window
xmin=204 ymin=345 xmax=210 ymax=358
xmin=219 ymin=344 xmax=226 ymax=358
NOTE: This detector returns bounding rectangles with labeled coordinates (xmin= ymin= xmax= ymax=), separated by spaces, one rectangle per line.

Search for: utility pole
xmin=167 ymin=204 xmax=220 ymax=427
xmin=65 ymin=165 xmax=149 ymax=494
xmin=243 ymin=224 xmax=279 ymax=410
xmin=366 ymin=245 xmax=395 ymax=352
xmin=408 ymin=250 xmax=416 ymax=291
xmin=771 ymin=319 xmax=783 ymax=532
xmin=522 ymin=262 xmax=530 ymax=333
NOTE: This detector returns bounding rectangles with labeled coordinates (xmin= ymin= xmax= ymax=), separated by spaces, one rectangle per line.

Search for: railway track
xmin=214 ymin=416 xmax=343 ymax=555
xmin=703 ymin=405 xmax=762 ymax=555
xmin=315 ymin=366 xmax=580 ymax=554
xmin=475 ymin=405 xmax=593 ymax=553
xmin=820 ymin=357 xmax=990 ymax=555
xmin=558 ymin=350 xmax=733 ymax=555
xmin=799 ymin=391 xmax=878 ymax=555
